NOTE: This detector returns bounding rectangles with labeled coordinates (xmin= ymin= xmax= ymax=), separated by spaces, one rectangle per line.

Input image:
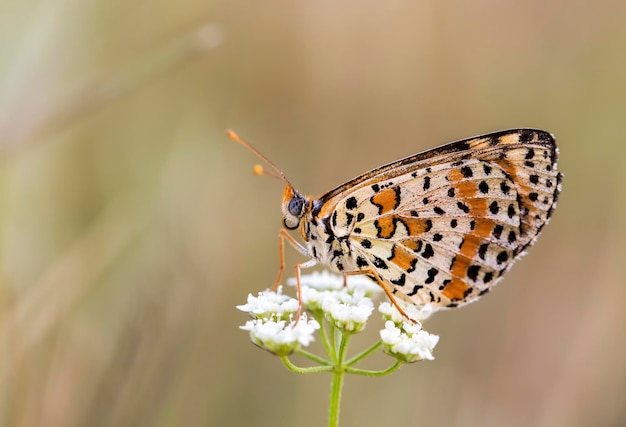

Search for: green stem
xmin=328 ymin=331 xmax=351 ymax=427
xmin=328 ymin=322 xmax=338 ymax=362
xmin=317 ymin=314 xmax=336 ymax=362
xmin=337 ymin=333 xmax=350 ymax=363
xmin=295 ymin=348 xmax=331 ymax=366
xmin=345 ymin=360 xmax=402 ymax=376
xmin=346 ymin=341 xmax=382 ymax=366
xmin=280 ymin=356 xmax=333 ymax=374
xmin=328 ymin=367 xmax=344 ymax=427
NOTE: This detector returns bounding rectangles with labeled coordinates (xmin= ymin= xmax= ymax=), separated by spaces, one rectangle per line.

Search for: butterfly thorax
xmin=298 ymin=199 xmax=361 ymax=274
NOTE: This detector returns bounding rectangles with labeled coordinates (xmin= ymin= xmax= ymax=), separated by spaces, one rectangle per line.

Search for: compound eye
xmin=288 ymin=195 xmax=305 ymax=217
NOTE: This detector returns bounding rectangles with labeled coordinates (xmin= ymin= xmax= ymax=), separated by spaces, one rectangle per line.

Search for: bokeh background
xmin=1 ymin=1 xmax=625 ymax=426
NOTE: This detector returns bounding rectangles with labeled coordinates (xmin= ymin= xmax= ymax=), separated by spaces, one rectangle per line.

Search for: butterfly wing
xmin=318 ymin=129 xmax=562 ymax=309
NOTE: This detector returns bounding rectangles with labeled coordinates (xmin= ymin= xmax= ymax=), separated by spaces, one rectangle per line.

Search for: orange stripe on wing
xmin=371 ymin=187 xmax=400 ymax=214
xmin=442 ymin=278 xmax=469 ymax=301
xmin=447 ymin=168 xmax=464 ymax=182
xmin=401 ymin=238 xmax=421 ymax=252
xmin=402 ymin=217 xmax=430 ymax=236
xmin=444 ymin=218 xmax=494 ymax=300
xmin=388 ymin=244 xmax=417 ymax=272
xmin=472 ymin=218 xmax=494 ymax=238
xmin=375 ymin=216 xmax=430 ymax=239
xmin=450 ymin=252 xmax=472 ymax=278
xmin=466 ymin=198 xmax=487 ymax=215
xmin=455 ymin=180 xmax=478 ymax=197
xmin=375 ymin=216 xmax=397 ymax=239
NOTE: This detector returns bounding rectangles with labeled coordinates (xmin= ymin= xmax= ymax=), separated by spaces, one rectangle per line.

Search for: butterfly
xmin=229 ymin=129 xmax=562 ymax=320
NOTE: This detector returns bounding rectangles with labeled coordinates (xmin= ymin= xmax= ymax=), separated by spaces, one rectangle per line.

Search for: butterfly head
xmin=281 ymin=186 xmax=309 ymax=230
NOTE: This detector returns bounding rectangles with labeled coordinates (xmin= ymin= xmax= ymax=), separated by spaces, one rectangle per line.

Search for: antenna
xmin=227 ymin=130 xmax=293 ymax=187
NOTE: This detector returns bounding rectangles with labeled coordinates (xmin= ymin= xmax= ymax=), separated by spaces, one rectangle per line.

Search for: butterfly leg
xmin=345 ymin=269 xmax=418 ymax=323
xmin=292 ymin=258 xmax=317 ymax=322
xmin=271 ymin=228 xmax=311 ymax=291
xmin=273 ymin=229 xmax=314 ymax=323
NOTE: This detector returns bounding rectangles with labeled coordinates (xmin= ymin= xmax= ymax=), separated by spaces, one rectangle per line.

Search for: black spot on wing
xmin=407 ymin=284 xmax=423 ymax=297
xmin=454 ymin=141 xmax=471 ymax=151
xmin=500 ymin=181 xmax=511 ymax=195
xmin=520 ymin=130 xmax=534 ymax=143
xmin=467 ymin=265 xmax=480 ymax=282
xmin=391 ymin=273 xmax=406 ymax=286
xmin=356 ymin=256 xmax=368 ymax=267
xmin=493 ymin=224 xmax=504 ymax=239
xmin=373 ymin=257 xmax=388 ymax=269
xmin=424 ymin=268 xmax=439 ymax=284
xmin=507 ymin=204 xmax=516 ymax=219
xmin=478 ymin=243 xmax=489 ymax=260
xmin=345 ymin=212 xmax=354 ymax=226
xmin=422 ymin=244 xmax=434 ymax=259
xmin=423 ymin=176 xmax=431 ymax=190
xmin=346 ymin=197 xmax=358 ymax=209
xmin=508 ymin=230 xmax=517 ymax=243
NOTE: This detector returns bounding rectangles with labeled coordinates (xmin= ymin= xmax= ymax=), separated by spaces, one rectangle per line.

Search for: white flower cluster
xmin=378 ymin=301 xmax=439 ymax=363
xmin=288 ymin=271 xmax=381 ymax=333
xmin=239 ymin=271 xmax=439 ymax=362
xmin=238 ymin=287 xmax=320 ymax=355
xmin=287 ymin=270 xmax=382 ymax=296
xmin=321 ymin=289 xmax=374 ymax=333
xmin=237 ymin=286 xmax=299 ymax=321
xmin=240 ymin=315 xmax=320 ymax=356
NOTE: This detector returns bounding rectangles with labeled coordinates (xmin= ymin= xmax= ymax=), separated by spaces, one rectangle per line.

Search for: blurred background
xmin=1 ymin=1 xmax=625 ymax=426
